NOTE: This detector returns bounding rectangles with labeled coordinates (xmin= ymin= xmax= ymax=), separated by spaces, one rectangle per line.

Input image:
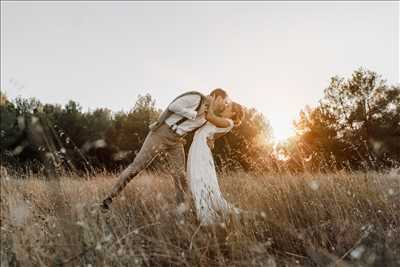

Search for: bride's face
xmin=220 ymin=102 xmax=235 ymax=119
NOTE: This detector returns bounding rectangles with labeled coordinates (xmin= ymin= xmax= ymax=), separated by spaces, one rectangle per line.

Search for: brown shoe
xmin=100 ymin=197 xmax=112 ymax=213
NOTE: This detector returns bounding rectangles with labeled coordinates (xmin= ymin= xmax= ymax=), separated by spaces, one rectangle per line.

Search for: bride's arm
xmin=206 ymin=98 xmax=231 ymax=128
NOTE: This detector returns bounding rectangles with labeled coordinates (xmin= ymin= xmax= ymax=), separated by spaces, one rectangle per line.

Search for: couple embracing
xmin=100 ymin=88 xmax=244 ymax=225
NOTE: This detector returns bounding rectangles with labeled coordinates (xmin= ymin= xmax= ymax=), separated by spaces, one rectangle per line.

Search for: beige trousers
xmin=106 ymin=123 xmax=187 ymax=204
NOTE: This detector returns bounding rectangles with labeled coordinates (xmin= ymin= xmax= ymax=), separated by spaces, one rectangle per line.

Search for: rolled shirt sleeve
xmin=168 ymin=94 xmax=201 ymax=120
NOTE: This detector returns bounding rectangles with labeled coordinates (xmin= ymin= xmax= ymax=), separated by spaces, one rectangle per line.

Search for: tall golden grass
xmin=1 ymin=169 xmax=399 ymax=266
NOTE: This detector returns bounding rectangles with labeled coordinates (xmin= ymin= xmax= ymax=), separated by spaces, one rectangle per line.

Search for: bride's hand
xmin=207 ymin=137 xmax=215 ymax=150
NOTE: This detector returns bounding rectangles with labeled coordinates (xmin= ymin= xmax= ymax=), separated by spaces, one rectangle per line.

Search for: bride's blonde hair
xmin=231 ymin=102 xmax=244 ymax=126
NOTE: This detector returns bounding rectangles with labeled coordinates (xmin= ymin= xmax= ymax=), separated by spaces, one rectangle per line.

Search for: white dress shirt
xmin=165 ymin=94 xmax=207 ymax=136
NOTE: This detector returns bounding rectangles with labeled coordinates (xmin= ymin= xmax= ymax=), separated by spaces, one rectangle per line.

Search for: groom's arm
xmin=168 ymin=94 xmax=202 ymax=120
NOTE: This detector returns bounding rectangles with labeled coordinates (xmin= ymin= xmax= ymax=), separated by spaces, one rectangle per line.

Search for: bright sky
xmin=1 ymin=1 xmax=398 ymax=141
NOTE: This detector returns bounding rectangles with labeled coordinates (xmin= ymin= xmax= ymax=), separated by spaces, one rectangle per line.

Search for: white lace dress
xmin=187 ymin=120 xmax=240 ymax=225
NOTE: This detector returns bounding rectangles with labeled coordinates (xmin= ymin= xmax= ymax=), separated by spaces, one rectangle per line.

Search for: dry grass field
xmin=1 ymin=169 xmax=399 ymax=266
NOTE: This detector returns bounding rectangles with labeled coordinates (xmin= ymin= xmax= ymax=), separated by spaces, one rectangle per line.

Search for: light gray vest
xmin=149 ymin=91 xmax=207 ymax=132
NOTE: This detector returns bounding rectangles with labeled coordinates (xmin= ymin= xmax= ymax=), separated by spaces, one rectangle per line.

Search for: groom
xmin=101 ymin=88 xmax=228 ymax=211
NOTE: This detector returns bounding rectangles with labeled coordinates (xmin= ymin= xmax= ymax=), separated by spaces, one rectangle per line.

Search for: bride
xmin=187 ymin=97 xmax=244 ymax=225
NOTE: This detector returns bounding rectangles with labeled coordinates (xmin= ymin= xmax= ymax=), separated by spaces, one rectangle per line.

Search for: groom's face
xmin=214 ymin=96 xmax=228 ymax=113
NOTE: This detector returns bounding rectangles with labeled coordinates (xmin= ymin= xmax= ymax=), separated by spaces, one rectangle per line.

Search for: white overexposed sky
xmin=1 ymin=1 xmax=398 ymax=141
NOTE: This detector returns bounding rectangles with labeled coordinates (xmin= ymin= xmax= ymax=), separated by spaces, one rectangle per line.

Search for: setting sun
xmin=268 ymin=115 xmax=296 ymax=143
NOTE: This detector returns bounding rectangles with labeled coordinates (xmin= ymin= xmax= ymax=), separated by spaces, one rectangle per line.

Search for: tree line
xmin=286 ymin=68 xmax=400 ymax=172
xmin=0 ymin=90 xmax=272 ymax=176
xmin=0 ymin=68 xmax=399 ymax=177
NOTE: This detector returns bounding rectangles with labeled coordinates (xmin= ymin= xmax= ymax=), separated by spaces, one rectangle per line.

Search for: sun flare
xmin=269 ymin=117 xmax=296 ymax=143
